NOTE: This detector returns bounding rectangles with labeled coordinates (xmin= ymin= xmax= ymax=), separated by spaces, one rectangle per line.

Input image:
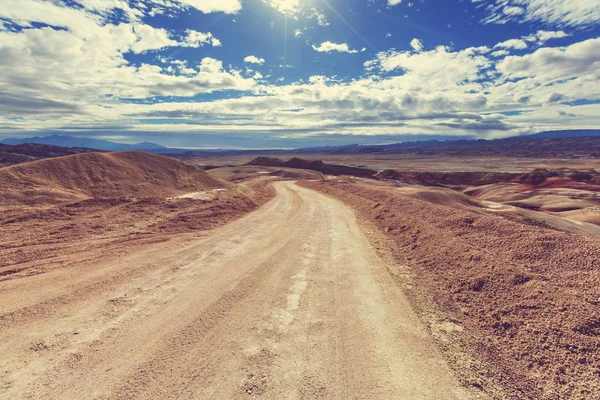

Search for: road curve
xmin=0 ymin=181 xmax=473 ymax=399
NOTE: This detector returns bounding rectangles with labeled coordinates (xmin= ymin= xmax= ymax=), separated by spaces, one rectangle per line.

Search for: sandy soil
xmin=208 ymin=165 xmax=323 ymax=182
xmin=300 ymin=179 xmax=600 ymax=399
xmin=0 ymin=182 xmax=477 ymax=399
xmin=0 ymin=152 xmax=273 ymax=273
xmin=0 ymin=183 xmax=269 ymax=272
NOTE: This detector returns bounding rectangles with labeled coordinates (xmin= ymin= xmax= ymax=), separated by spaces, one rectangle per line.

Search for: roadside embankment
xmin=299 ymin=179 xmax=600 ymax=400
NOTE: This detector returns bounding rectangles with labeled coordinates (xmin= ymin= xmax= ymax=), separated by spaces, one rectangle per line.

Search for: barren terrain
xmin=300 ymin=179 xmax=600 ymax=399
xmin=0 ymin=143 xmax=101 ymax=168
xmin=0 ymin=152 xmax=271 ymax=271
xmin=3 ymin=147 xmax=600 ymax=399
xmin=0 ymin=181 xmax=475 ymax=399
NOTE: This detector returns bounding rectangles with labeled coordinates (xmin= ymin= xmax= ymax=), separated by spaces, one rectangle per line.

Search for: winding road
xmin=0 ymin=181 xmax=472 ymax=399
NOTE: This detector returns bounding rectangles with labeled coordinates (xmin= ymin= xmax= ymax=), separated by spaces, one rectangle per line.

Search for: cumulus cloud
xmin=410 ymin=38 xmax=424 ymax=52
xmin=312 ymin=41 xmax=362 ymax=54
xmin=177 ymin=0 xmax=242 ymax=14
xmin=263 ymin=0 xmax=301 ymax=15
xmin=523 ymin=30 xmax=570 ymax=45
xmin=244 ymin=55 xmax=266 ymax=64
xmin=494 ymin=38 xmax=528 ymax=50
xmin=0 ymin=1 xmax=255 ymax=119
xmin=183 ymin=30 xmax=221 ymax=47
xmin=491 ymin=49 xmax=510 ymax=57
xmin=366 ymin=45 xmax=491 ymax=86
xmin=496 ymin=37 xmax=600 ymax=82
xmin=1 ymin=0 xmax=599 ymax=143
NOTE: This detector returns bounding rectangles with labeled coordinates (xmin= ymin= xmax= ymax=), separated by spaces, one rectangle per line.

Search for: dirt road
xmin=0 ymin=182 xmax=474 ymax=399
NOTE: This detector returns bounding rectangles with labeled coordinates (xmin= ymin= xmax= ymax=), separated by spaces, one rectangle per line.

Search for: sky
xmin=0 ymin=0 xmax=599 ymax=148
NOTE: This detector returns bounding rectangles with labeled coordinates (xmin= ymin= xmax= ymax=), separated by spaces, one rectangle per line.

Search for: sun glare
xmin=268 ymin=0 xmax=302 ymax=15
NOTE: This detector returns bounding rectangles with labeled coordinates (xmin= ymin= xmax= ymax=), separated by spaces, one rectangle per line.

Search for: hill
xmin=0 ymin=143 xmax=102 ymax=167
xmin=246 ymin=157 xmax=377 ymax=177
xmin=525 ymin=129 xmax=600 ymax=139
xmin=0 ymin=151 xmax=230 ymax=205
xmin=1 ymin=134 xmax=166 ymax=152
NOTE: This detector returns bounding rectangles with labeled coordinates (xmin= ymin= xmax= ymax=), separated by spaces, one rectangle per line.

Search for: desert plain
xmin=1 ymin=145 xmax=600 ymax=399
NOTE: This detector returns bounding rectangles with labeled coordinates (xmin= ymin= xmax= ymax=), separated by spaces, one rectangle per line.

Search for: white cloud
xmin=523 ymin=30 xmax=570 ymax=44
xmin=496 ymin=37 xmax=600 ymax=82
xmin=183 ymin=30 xmax=221 ymax=47
xmin=491 ymin=49 xmax=510 ymax=57
xmin=244 ymin=55 xmax=265 ymax=65
xmin=410 ymin=38 xmax=424 ymax=52
xmin=366 ymin=45 xmax=491 ymax=87
xmin=170 ymin=60 xmax=196 ymax=75
xmin=495 ymin=38 xmax=528 ymax=50
xmin=312 ymin=41 xmax=361 ymax=54
xmin=177 ymin=0 xmax=242 ymax=14
xmin=311 ymin=8 xmax=329 ymax=26
xmin=0 ymin=1 xmax=256 ymax=117
xmin=294 ymin=29 xmax=304 ymax=38
xmin=502 ymin=5 xmax=524 ymax=16
xmin=0 ymin=0 xmax=598 ymax=142
xmin=478 ymin=0 xmax=600 ymax=28
xmin=264 ymin=0 xmax=301 ymax=15
xmin=388 ymin=0 xmax=402 ymax=6
xmin=263 ymin=0 xmax=329 ymax=27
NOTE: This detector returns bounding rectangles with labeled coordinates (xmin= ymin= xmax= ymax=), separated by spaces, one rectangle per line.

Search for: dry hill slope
xmin=0 ymin=143 xmax=101 ymax=168
xmin=0 ymin=152 xmax=273 ymax=274
xmin=0 ymin=151 xmax=230 ymax=205
xmin=300 ymin=179 xmax=600 ymax=399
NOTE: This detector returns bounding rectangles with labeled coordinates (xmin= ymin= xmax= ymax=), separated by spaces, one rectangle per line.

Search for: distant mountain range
xmin=523 ymin=129 xmax=600 ymax=139
xmin=1 ymin=130 xmax=599 ymax=156
xmin=0 ymin=134 xmax=166 ymax=152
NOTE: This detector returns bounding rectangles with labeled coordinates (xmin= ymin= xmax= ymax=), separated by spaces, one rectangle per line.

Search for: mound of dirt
xmin=300 ymin=179 xmax=600 ymax=399
xmin=245 ymin=157 xmax=285 ymax=167
xmin=208 ymin=165 xmax=323 ymax=182
xmin=394 ymin=186 xmax=486 ymax=211
xmin=248 ymin=156 xmax=376 ymax=178
xmin=267 ymin=169 xmax=323 ymax=179
xmin=0 ymin=160 xmax=275 ymax=274
xmin=0 ymin=151 xmax=230 ymax=205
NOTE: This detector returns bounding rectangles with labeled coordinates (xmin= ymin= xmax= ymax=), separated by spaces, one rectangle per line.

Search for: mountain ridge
xmin=1 ymin=134 xmax=166 ymax=151
xmin=2 ymin=129 xmax=600 ymax=156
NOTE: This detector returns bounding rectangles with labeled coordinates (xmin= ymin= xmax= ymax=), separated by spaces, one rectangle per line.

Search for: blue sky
xmin=0 ymin=0 xmax=599 ymax=148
